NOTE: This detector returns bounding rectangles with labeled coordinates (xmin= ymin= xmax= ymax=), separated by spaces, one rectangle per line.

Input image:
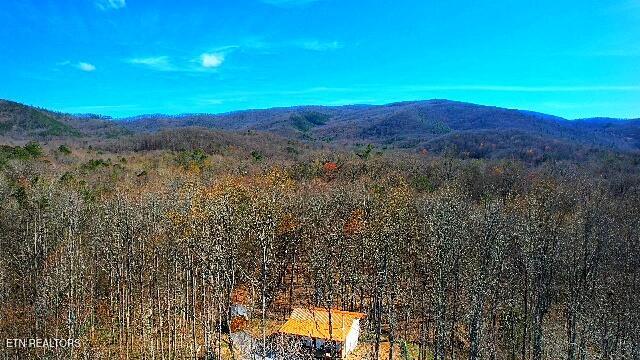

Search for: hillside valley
xmin=1 ymin=98 xmax=639 ymax=359
xmin=2 ymin=99 xmax=640 ymax=164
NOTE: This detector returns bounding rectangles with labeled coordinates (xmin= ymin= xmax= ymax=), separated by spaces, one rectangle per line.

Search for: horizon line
xmin=1 ymin=97 xmax=639 ymax=121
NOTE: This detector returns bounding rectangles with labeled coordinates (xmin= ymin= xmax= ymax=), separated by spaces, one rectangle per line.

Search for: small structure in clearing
xmin=229 ymin=286 xmax=251 ymax=333
xmin=277 ymin=307 xmax=366 ymax=359
xmin=230 ymin=303 xmax=250 ymax=333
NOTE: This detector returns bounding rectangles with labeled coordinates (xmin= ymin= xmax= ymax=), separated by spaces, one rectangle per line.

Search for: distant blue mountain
xmin=2 ymin=98 xmax=640 ymax=160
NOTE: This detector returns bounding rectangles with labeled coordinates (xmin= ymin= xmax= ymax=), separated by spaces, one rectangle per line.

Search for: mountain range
xmin=1 ymin=98 xmax=639 ymax=161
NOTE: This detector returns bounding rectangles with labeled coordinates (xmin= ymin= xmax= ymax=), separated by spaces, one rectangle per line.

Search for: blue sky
xmin=1 ymin=0 xmax=639 ymax=118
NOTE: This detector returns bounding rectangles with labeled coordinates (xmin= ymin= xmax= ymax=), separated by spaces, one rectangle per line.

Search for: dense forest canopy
xmin=0 ymin=99 xmax=639 ymax=359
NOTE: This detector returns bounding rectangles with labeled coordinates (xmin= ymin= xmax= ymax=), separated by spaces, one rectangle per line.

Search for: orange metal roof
xmin=277 ymin=307 xmax=366 ymax=342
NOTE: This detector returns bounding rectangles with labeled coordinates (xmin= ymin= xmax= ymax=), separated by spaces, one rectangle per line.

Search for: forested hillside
xmin=0 ymin=100 xmax=129 ymax=140
xmin=117 ymin=100 xmax=640 ymax=156
xmin=2 ymin=99 xmax=640 ymax=162
xmin=0 ymin=99 xmax=639 ymax=359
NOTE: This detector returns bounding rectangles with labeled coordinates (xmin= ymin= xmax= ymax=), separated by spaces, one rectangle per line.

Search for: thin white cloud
xmin=96 ymin=0 xmax=126 ymax=10
xmin=297 ymin=40 xmax=343 ymax=51
xmin=398 ymin=84 xmax=640 ymax=93
xmin=193 ymin=84 xmax=640 ymax=112
xmin=122 ymin=39 xmax=340 ymax=74
xmin=231 ymin=37 xmax=343 ymax=53
xmin=56 ymin=60 xmax=96 ymax=72
xmin=128 ymin=56 xmax=174 ymax=71
xmin=77 ymin=62 xmax=96 ymax=72
xmin=200 ymin=53 xmax=225 ymax=68
xmin=63 ymin=104 xmax=134 ymax=113
xmin=197 ymin=99 xmax=225 ymax=106
xmin=211 ymin=45 xmax=241 ymax=52
xmin=125 ymin=53 xmax=227 ymax=73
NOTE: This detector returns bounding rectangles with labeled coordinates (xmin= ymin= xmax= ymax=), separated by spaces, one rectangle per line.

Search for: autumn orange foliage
xmin=343 ymin=209 xmax=366 ymax=236
xmin=323 ymin=161 xmax=338 ymax=172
